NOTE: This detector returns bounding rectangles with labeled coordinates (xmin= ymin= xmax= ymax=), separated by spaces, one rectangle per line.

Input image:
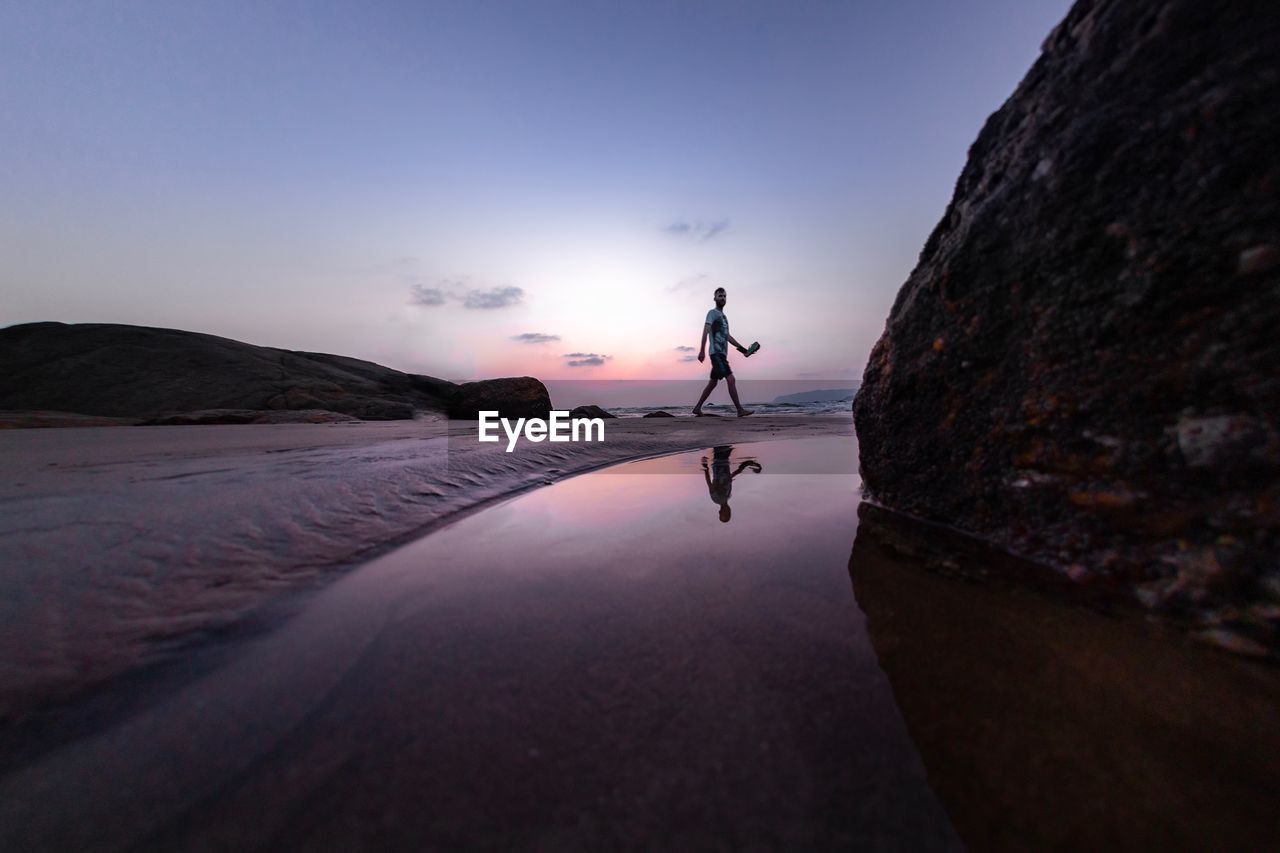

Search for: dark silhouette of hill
xmin=0 ymin=322 xmax=550 ymax=422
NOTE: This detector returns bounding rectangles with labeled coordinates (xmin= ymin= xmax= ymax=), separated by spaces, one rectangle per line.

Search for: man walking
xmin=693 ymin=287 xmax=754 ymax=417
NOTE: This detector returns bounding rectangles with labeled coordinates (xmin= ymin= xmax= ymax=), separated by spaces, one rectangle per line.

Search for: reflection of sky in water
xmin=496 ymin=439 xmax=858 ymax=549
xmin=0 ymin=435 xmax=963 ymax=849
xmin=612 ymin=436 xmax=859 ymax=475
xmin=314 ymin=433 xmax=957 ymax=845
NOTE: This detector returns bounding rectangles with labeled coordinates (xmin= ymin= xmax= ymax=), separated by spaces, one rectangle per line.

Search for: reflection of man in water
xmin=701 ymin=445 xmax=763 ymax=523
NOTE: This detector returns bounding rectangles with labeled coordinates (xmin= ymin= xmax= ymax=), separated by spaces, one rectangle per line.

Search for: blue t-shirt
xmin=706 ymin=308 xmax=729 ymax=356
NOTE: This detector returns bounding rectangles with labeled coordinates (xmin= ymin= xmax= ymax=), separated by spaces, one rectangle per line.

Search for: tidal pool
xmin=4 ymin=435 xmax=1275 ymax=851
xmin=0 ymin=435 xmax=961 ymax=850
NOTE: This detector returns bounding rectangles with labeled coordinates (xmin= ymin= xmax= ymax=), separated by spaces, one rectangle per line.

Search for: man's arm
xmin=698 ymin=323 xmax=710 ymax=362
xmin=727 ymin=334 xmax=747 ymax=353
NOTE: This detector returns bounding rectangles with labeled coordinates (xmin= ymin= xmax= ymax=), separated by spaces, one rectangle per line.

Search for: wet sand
xmin=5 ymin=431 xmax=1277 ymax=850
xmin=850 ymin=504 xmax=1280 ymax=852
xmin=0 ymin=415 xmax=851 ymax=722
xmin=0 ymin=435 xmax=964 ymax=851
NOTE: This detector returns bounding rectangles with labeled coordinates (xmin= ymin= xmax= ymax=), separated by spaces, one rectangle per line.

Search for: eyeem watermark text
xmin=478 ymin=411 xmax=605 ymax=452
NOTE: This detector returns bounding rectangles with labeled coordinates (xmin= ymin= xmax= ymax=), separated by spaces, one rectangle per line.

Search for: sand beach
xmin=3 ymin=0 xmax=1278 ymax=846
xmin=4 ymin=429 xmax=1277 ymax=850
xmin=0 ymin=415 xmax=853 ymax=723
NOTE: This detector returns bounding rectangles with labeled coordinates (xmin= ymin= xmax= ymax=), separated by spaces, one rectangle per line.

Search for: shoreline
xmin=0 ymin=415 xmax=855 ymax=723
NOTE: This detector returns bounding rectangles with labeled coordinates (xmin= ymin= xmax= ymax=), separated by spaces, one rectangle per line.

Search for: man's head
xmin=714 ymin=287 xmax=726 ymax=309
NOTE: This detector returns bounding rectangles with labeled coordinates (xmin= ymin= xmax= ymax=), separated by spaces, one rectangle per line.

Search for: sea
xmin=606 ymin=398 xmax=855 ymax=417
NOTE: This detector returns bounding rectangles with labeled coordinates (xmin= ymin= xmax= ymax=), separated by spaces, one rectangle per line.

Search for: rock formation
xmin=449 ymin=378 xmax=552 ymax=420
xmin=853 ymin=0 xmax=1280 ymax=650
xmin=567 ymin=405 xmax=616 ymax=420
xmin=0 ymin=322 xmax=551 ymax=424
xmin=142 ymin=409 xmax=361 ymax=426
xmin=642 ymin=411 xmax=676 ymax=418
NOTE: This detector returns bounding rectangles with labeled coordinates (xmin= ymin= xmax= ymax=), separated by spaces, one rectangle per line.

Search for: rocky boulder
xmin=853 ymin=0 xmax=1280 ymax=649
xmin=567 ymin=405 xmax=616 ymax=419
xmin=0 ymin=322 xmax=452 ymax=421
xmin=0 ymin=322 xmax=550 ymax=425
xmin=643 ymin=410 xmax=676 ymax=418
xmin=448 ymin=378 xmax=553 ymax=420
xmin=142 ymin=409 xmax=362 ymax=426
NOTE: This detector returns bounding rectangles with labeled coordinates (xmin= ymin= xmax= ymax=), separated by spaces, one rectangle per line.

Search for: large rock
xmin=141 ymin=409 xmax=363 ymax=426
xmin=854 ymin=0 xmax=1280 ymax=645
xmin=568 ymin=404 xmax=616 ymax=420
xmin=448 ymin=377 xmax=552 ymax=420
xmin=0 ymin=322 xmax=452 ymax=421
xmin=0 ymin=322 xmax=548 ymax=424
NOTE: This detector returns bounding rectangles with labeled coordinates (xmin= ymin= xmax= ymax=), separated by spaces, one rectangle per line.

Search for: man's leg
xmin=727 ymin=375 xmax=753 ymax=416
xmin=692 ymin=378 xmax=718 ymax=414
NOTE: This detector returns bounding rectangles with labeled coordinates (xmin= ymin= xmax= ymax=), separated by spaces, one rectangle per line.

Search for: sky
xmin=1 ymin=0 xmax=1072 ymax=383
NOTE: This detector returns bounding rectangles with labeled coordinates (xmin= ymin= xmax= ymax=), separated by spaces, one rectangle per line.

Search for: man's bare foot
xmin=736 ymin=409 xmax=754 ymax=417
xmin=691 ymin=408 xmax=702 ymax=416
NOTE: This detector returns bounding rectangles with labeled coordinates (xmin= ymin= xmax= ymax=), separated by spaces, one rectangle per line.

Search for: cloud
xmin=512 ymin=332 xmax=560 ymax=344
xmin=409 ymin=285 xmax=448 ymax=306
xmin=702 ymin=219 xmax=731 ymax=240
xmin=662 ymin=218 xmax=731 ymax=242
xmin=463 ymin=286 xmax=524 ymax=309
xmin=667 ymin=273 xmax=710 ymax=293
xmin=368 ymin=255 xmax=422 ymax=276
xmin=409 ymin=275 xmax=468 ymax=307
xmin=409 ymin=278 xmax=526 ymax=310
xmin=563 ymin=352 xmax=611 ymax=368
xmin=678 ymin=355 xmax=699 ymax=362
xmin=674 ymin=345 xmax=696 ymax=352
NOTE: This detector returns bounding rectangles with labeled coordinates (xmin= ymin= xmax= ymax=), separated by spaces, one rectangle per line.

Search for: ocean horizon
xmin=606 ymin=398 xmax=854 ymax=417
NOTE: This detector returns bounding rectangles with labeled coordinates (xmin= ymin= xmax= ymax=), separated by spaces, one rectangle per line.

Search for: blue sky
xmin=1 ymin=0 xmax=1071 ymax=381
